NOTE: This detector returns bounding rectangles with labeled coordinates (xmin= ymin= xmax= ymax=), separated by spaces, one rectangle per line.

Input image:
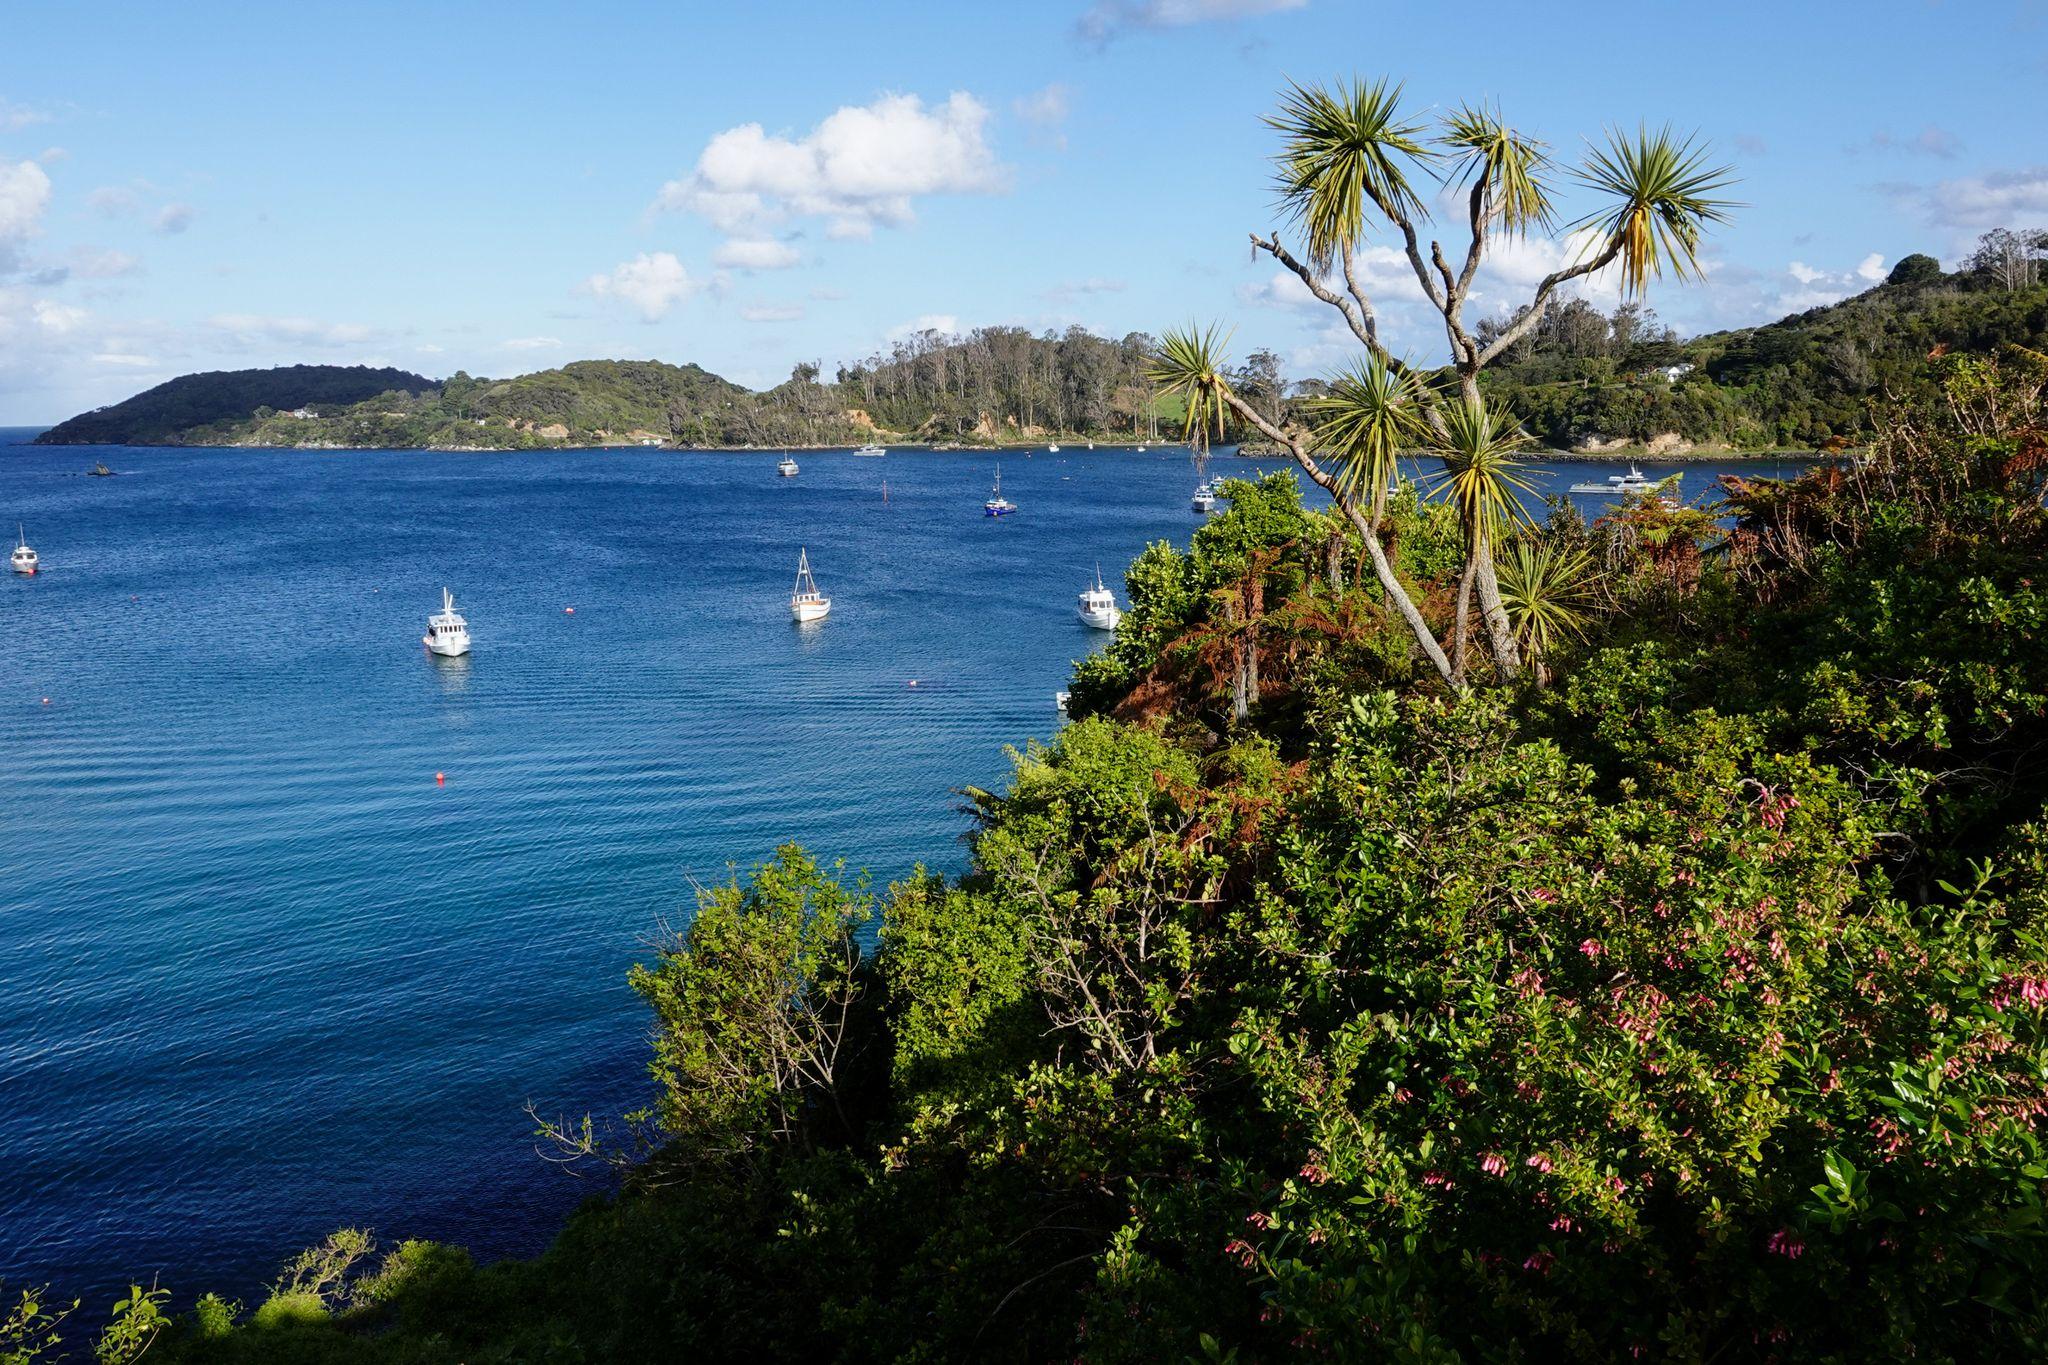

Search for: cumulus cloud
xmin=1777 ymin=253 xmax=1888 ymax=311
xmin=585 ymin=250 xmax=696 ymax=321
xmin=740 ymin=303 xmax=804 ymax=322
xmin=656 ymin=92 xmax=1005 ymax=246
xmin=152 ymin=202 xmax=193 ymax=234
xmin=713 ymin=237 xmax=801 ymax=271
xmin=0 ymin=156 xmax=53 ymax=271
xmin=1076 ymin=0 xmax=1306 ymax=44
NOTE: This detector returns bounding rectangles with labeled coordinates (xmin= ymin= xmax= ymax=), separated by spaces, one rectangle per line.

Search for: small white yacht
xmin=423 ymin=588 xmax=471 ymax=657
xmin=11 ymin=525 xmax=37 ymax=575
xmin=984 ymin=464 xmax=1017 ymax=517
xmin=1192 ymin=480 xmax=1218 ymax=514
xmin=777 ymin=454 xmax=800 ymax=477
xmin=1047 ymin=442 xmax=1061 ymax=454
xmin=790 ymin=547 xmax=831 ymax=622
xmin=1077 ymin=567 xmax=1121 ymax=630
xmin=853 ymin=443 xmax=887 ymax=457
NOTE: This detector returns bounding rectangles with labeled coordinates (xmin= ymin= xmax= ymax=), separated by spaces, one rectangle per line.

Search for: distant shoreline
xmin=19 ymin=437 xmax=1830 ymax=462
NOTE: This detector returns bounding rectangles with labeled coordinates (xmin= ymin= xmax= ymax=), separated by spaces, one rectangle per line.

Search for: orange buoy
xmin=436 ymin=771 xmax=445 ymax=785
xmin=564 ymin=606 xmax=575 ymax=614
xmin=42 ymin=697 xmax=51 ymax=705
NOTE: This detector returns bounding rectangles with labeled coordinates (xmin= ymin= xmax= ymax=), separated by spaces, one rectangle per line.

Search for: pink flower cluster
xmin=1766 ymin=1229 xmax=1805 ymax=1259
xmin=1989 ymin=975 xmax=2048 ymax=1011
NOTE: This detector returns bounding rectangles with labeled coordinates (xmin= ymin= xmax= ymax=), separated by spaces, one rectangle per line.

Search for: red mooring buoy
xmin=435 ymin=771 xmax=446 ymax=785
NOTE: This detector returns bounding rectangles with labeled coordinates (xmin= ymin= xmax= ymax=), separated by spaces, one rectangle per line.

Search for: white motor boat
xmin=984 ymin=464 xmax=1017 ymax=517
xmin=1192 ymin=480 xmax=1218 ymax=514
xmin=11 ymin=525 xmax=37 ymax=575
xmin=853 ymin=444 xmax=887 ymax=457
xmin=423 ymin=588 xmax=471 ymax=657
xmin=790 ymin=547 xmax=831 ymax=622
xmin=1077 ymin=567 xmax=1121 ymax=630
xmin=777 ymin=454 xmax=800 ymax=477
xmin=1048 ymin=442 xmax=1061 ymax=453
xmin=1568 ymin=465 xmax=1680 ymax=506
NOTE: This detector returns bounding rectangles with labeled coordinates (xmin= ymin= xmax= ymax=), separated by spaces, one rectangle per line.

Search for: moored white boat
xmin=11 ymin=525 xmax=37 ymax=575
xmin=790 ymin=547 xmax=831 ymax=622
xmin=1077 ymin=567 xmax=1121 ymax=630
xmin=1047 ymin=442 xmax=1060 ymax=453
xmin=853 ymin=444 xmax=887 ymax=457
xmin=1192 ymin=479 xmax=1218 ymax=513
xmin=777 ymin=454 xmax=800 ymax=477
xmin=423 ymin=588 xmax=471 ymax=656
xmin=1568 ymin=465 xmax=1680 ymax=507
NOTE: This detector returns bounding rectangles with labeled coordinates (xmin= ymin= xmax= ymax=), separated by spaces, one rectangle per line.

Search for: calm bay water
xmin=0 ymin=432 xmax=1804 ymax=1301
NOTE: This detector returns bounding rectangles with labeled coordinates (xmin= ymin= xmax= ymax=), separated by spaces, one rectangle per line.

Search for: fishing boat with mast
xmin=423 ymin=588 xmax=471 ymax=657
xmin=984 ymin=464 xmax=1017 ymax=517
xmin=1076 ymin=566 xmax=1121 ymax=630
xmin=11 ymin=525 xmax=37 ymax=575
xmin=790 ymin=548 xmax=831 ymax=622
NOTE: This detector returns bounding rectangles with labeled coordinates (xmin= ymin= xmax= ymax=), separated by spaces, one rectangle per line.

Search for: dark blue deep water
xmin=0 ymin=432 xmax=1805 ymax=1302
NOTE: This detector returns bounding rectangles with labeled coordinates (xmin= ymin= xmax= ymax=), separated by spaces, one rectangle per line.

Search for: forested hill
xmin=34 ymin=365 xmax=436 ymax=445
xmin=1479 ymin=253 xmax=2048 ymax=449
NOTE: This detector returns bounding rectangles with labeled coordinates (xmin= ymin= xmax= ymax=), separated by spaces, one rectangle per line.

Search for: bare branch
xmin=1475 ymin=236 xmax=1626 ymax=367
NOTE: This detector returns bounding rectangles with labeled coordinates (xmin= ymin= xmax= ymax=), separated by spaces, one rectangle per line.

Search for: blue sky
xmin=3 ymin=0 xmax=2046 ymax=422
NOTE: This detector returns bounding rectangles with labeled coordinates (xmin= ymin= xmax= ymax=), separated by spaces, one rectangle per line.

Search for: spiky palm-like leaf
xmin=1571 ymin=125 xmax=1738 ymax=296
xmin=1149 ymin=325 xmax=1236 ymax=453
xmin=1267 ymin=78 xmax=1433 ymax=270
xmin=1303 ymin=356 xmax=1430 ymax=523
xmin=1495 ymin=537 xmax=1599 ymax=659
xmin=1427 ymin=397 xmax=1541 ymax=547
xmin=1441 ymin=103 xmax=1555 ymax=238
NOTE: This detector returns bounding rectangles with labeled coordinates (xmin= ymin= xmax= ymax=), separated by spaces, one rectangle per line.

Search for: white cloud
xmin=0 ymin=156 xmax=53 ymax=270
xmin=1014 ymin=83 xmax=1071 ymax=148
xmin=656 ymin=92 xmax=1005 ymax=245
xmin=1 ymin=100 xmax=51 ymax=132
xmin=501 ymin=335 xmax=562 ymax=351
xmin=70 ymin=247 xmax=141 ymax=279
xmin=713 ymin=237 xmax=801 ymax=271
xmin=1077 ymin=0 xmax=1306 ymax=44
xmin=1890 ymin=166 xmax=2048 ymax=234
xmin=153 ymin=202 xmax=193 ymax=234
xmin=1854 ymin=251 xmax=1887 ymax=283
xmin=92 ymin=352 xmax=155 ymax=367
xmin=207 ymin=313 xmax=376 ymax=347
xmin=585 ymin=250 xmax=696 ymax=321
xmin=887 ymin=312 xmax=958 ymax=341
xmin=740 ymin=304 xmax=805 ymax=322
xmin=33 ymin=300 xmax=86 ymax=333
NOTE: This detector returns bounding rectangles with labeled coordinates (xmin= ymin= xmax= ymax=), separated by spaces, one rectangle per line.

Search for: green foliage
xmin=628 ymin=846 xmax=875 ymax=1161
xmin=94 ymin=1284 xmax=168 ymax=1364
xmin=2 ymin=1286 xmax=75 ymax=1365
